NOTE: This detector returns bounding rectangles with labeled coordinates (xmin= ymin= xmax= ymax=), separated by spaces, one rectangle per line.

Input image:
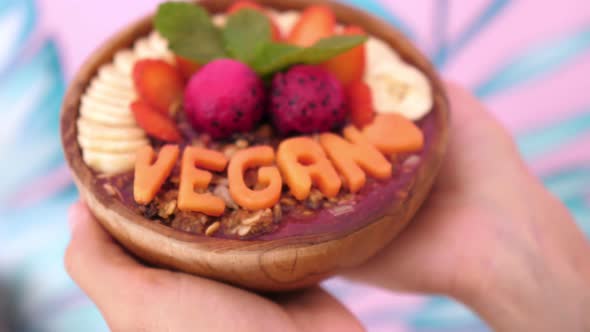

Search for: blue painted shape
xmin=0 ymin=40 xmax=66 ymax=204
xmin=409 ymin=296 xmax=488 ymax=330
xmin=475 ymin=26 xmax=590 ymax=98
xmin=432 ymin=0 xmax=449 ymax=67
xmin=44 ymin=304 xmax=108 ymax=332
xmin=341 ymin=0 xmax=414 ymax=40
xmin=564 ymin=197 xmax=590 ymax=236
xmin=517 ymin=110 xmax=590 ymax=159
xmin=0 ymin=0 xmax=36 ymax=74
xmin=540 ymin=167 xmax=590 ymax=235
xmin=414 ymin=327 xmax=491 ymax=332
xmin=434 ymin=0 xmax=511 ymax=67
xmin=542 ymin=167 xmax=590 ymax=202
xmin=0 ymin=184 xmax=79 ymax=332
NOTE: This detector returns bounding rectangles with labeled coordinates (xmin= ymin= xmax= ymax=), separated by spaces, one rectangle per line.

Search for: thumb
xmin=64 ymin=202 xmax=156 ymax=328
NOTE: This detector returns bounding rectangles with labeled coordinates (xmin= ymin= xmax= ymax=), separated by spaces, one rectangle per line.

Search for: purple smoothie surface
xmin=99 ymin=110 xmax=436 ymax=241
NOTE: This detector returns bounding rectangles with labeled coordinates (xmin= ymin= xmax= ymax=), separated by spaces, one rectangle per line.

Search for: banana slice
xmin=78 ymin=135 xmax=149 ymax=153
xmin=135 ymin=37 xmax=175 ymax=63
xmin=271 ymin=10 xmax=299 ymax=36
xmin=98 ymin=64 xmax=133 ymax=89
xmin=81 ymin=95 xmax=134 ymax=118
xmin=114 ymin=49 xmax=138 ymax=75
xmin=148 ymin=31 xmax=169 ymax=54
xmin=77 ymin=118 xmax=145 ymax=140
xmin=88 ymin=83 xmax=135 ymax=102
xmin=80 ymin=103 xmax=137 ymax=126
xmin=134 ymin=38 xmax=158 ymax=58
xmin=212 ymin=14 xmax=227 ymax=27
xmin=88 ymin=78 xmax=136 ymax=100
xmin=365 ymin=37 xmax=402 ymax=78
xmin=82 ymin=149 xmax=138 ymax=174
xmin=82 ymin=93 xmax=131 ymax=111
xmin=366 ymin=61 xmax=433 ymax=121
xmin=78 ymin=32 xmax=177 ymax=174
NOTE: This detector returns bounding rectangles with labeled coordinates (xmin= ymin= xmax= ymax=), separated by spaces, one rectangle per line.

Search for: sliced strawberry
xmin=321 ymin=26 xmax=366 ymax=86
xmin=175 ymin=55 xmax=201 ymax=81
xmin=227 ymin=0 xmax=263 ymax=12
xmin=347 ymin=81 xmax=375 ymax=129
xmin=287 ymin=5 xmax=335 ymax=47
xmin=227 ymin=0 xmax=283 ymax=41
xmin=133 ymin=59 xmax=184 ymax=115
xmin=269 ymin=19 xmax=283 ymax=41
xmin=131 ymin=100 xmax=182 ymax=142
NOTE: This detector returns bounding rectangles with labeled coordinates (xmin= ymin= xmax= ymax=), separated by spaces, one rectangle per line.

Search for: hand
xmin=65 ymin=203 xmax=364 ymax=332
xmin=346 ymin=83 xmax=590 ymax=331
xmin=65 ymin=83 xmax=590 ymax=332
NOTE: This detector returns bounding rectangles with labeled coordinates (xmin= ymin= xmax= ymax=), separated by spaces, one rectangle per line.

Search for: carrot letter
xmin=362 ymin=114 xmax=424 ymax=154
xmin=178 ymin=147 xmax=228 ymax=216
xmin=277 ymin=137 xmax=341 ymax=200
xmin=134 ymin=145 xmax=179 ymax=204
xmin=320 ymin=126 xmax=392 ymax=193
xmin=228 ymin=146 xmax=282 ymax=210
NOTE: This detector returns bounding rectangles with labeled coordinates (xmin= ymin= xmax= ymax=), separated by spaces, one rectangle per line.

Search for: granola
xmin=100 ymin=117 xmax=417 ymax=239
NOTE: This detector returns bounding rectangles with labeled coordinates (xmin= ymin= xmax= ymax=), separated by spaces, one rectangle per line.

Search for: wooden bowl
xmin=60 ymin=0 xmax=449 ymax=292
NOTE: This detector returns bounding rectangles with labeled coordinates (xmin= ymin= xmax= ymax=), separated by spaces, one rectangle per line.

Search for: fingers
xmin=64 ymin=205 xmax=364 ymax=332
xmin=65 ymin=202 xmax=142 ymax=291
xmin=444 ymin=82 xmax=495 ymax=122
xmin=342 ymin=82 xmax=522 ymax=294
xmin=436 ymin=82 xmax=523 ymax=191
xmin=64 ymin=202 xmax=157 ymax=328
xmin=276 ymin=287 xmax=365 ymax=332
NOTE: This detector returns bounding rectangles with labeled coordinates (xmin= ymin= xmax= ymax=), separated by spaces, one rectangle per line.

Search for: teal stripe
xmin=45 ymin=304 xmax=108 ymax=332
xmin=542 ymin=167 xmax=590 ymax=202
xmin=564 ymin=197 xmax=590 ymax=236
xmin=540 ymin=167 xmax=590 ymax=234
xmin=341 ymin=0 xmax=414 ymax=39
xmin=0 ymin=0 xmax=36 ymax=75
xmin=516 ymin=110 xmax=590 ymax=159
xmin=0 ymin=184 xmax=77 ymax=238
xmin=0 ymin=40 xmax=66 ymax=203
xmin=432 ymin=0 xmax=449 ymax=68
xmin=410 ymin=296 xmax=485 ymax=329
xmin=434 ymin=0 xmax=510 ymax=67
xmin=475 ymin=26 xmax=590 ymax=98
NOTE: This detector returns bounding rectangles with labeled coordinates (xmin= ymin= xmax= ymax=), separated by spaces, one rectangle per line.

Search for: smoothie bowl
xmin=60 ymin=0 xmax=449 ymax=291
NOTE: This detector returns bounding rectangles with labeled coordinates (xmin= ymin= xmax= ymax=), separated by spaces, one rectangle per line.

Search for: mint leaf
xmin=223 ymin=9 xmax=272 ymax=63
xmin=155 ymin=2 xmax=367 ymax=76
xmin=250 ymin=35 xmax=367 ymax=76
xmin=301 ymin=35 xmax=368 ymax=63
xmin=154 ymin=2 xmax=227 ymax=63
xmin=250 ymin=43 xmax=304 ymax=76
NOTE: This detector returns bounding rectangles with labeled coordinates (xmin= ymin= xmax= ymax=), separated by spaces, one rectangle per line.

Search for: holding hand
xmin=66 ymin=83 xmax=590 ymax=332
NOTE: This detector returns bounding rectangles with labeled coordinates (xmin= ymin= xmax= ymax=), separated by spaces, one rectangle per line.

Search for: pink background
xmin=7 ymin=0 xmax=586 ymax=331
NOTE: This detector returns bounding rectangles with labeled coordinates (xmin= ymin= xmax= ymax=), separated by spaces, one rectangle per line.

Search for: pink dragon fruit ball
xmin=270 ymin=65 xmax=347 ymax=135
xmin=184 ymin=59 xmax=265 ymax=139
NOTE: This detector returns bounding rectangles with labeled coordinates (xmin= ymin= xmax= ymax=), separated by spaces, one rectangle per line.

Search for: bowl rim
xmin=60 ymin=0 xmax=450 ymax=290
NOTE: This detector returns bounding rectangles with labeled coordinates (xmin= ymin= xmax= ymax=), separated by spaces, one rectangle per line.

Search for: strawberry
xmin=227 ymin=0 xmax=263 ymax=12
xmin=287 ymin=5 xmax=335 ymax=47
xmin=321 ymin=26 xmax=366 ymax=86
xmin=175 ymin=55 xmax=201 ymax=81
xmin=347 ymin=81 xmax=375 ymax=129
xmin=131 ymin=100 xmax=182 ymax=142
xmin=132 ymin=59 xmax=184 ymax=115
xmin=227 ymin=1 xmax=283 ymax=41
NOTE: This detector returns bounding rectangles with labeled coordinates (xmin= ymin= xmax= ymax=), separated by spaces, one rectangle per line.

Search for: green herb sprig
xmin=154 ymin=2 xmax=367 ymax=76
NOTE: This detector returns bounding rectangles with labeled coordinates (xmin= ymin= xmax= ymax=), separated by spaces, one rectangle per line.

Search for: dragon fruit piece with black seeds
xmin=270 ymin=65 xmax=348 ymax=135
xmin=184 ymin=59 xmax=265 ymax=139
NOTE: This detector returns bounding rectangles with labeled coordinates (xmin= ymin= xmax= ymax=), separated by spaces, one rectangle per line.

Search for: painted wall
xmin=1 ymin=0 xmax=588 ymax=331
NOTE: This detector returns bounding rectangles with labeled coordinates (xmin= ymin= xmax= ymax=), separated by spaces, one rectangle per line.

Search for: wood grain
xmin=60 ymin=0 xmax=450 ymax=292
